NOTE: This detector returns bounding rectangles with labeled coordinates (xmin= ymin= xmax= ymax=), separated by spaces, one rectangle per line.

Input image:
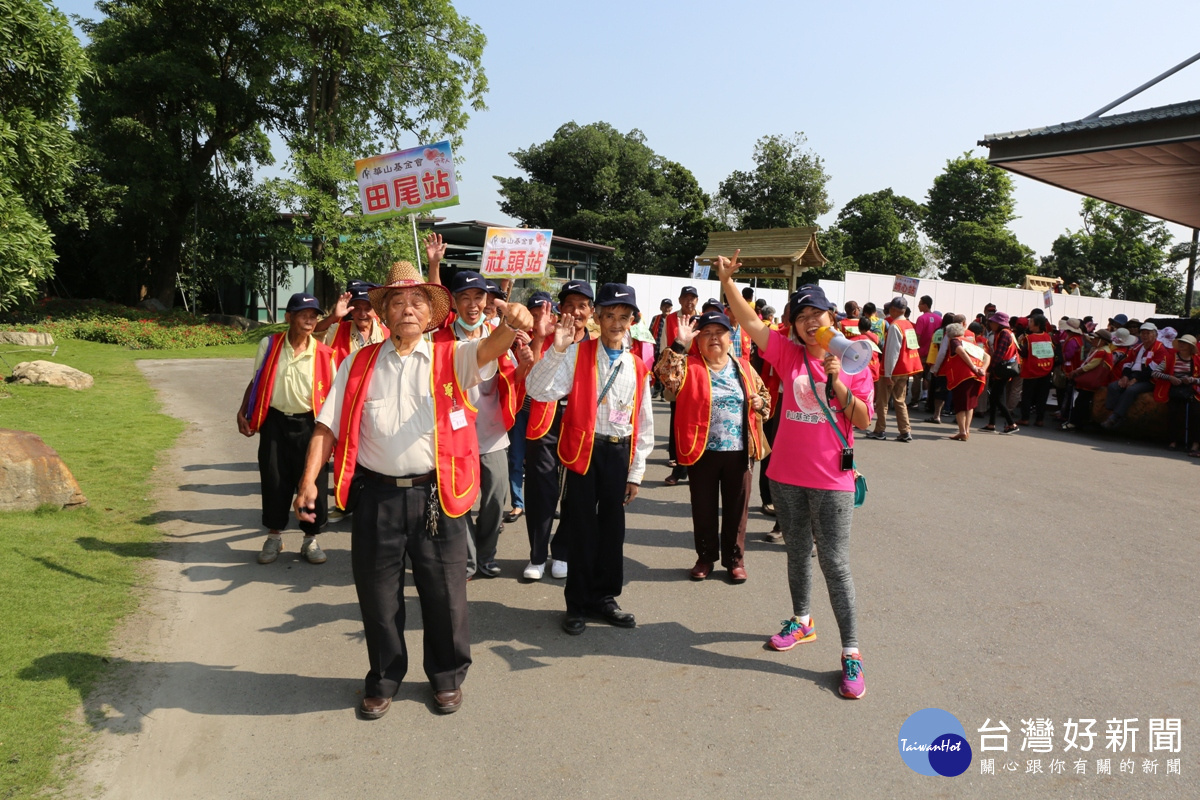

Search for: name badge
xmin=449 ymin=408 xmax=468 ymax=430
xmin=608 ymin=406 xmax=631 ymax=425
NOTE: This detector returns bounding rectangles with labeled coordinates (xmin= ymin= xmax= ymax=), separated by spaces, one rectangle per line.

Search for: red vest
xmin=672 ymin=354 xmax=763 ymax=466
xmin=1060 ymin=332 xmax=1084 ymax=371
xmin=839 ymin=319 xmax=860 ymax=336
xmin=888 ymin=318 xmax=923 ymax=376
xmin=330 ymin=318 xmax=390 ymax=367
xmin=557 ymin=338 xmax=649 ymax=476
xmin=1120 ymin=340 xmax=1166 ymax=377
xmin=1020 ymin=332 xmax=1054 ymax=378
xmin=944 ymin=337 xmax=986 ymax=390
xmin=1152 ymin=350 xmax=1200 ymax=403
xmin=650 ymin=313 xmax=667 ymax=343
xmin=247 ymin=334 xmax=334 ymax=433
xmin=849 ymin=332 xmax=881 ymax=382
xmin=665 ymin=312 xmax=696 ymax=349
xmin=526 ymin=336 xmax=560 ymax=440
xmin=331 ymin=341 xmax=480 ymax=517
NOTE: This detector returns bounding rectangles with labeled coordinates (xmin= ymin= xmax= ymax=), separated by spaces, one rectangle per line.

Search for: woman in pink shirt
xmin=716 ymin=252 xmax=874 ymax=700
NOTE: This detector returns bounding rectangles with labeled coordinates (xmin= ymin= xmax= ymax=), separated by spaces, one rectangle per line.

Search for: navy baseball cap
xmin=694 ymin=310 xmax=733 ymax=332
xmin=346 ymin=279 xmax=372 ymax=304
xmin=558 ymin=280 xmax=594 ymax=303
xmin=659 ymin=298 xmax=673 ymax=307
xmin=286 ymin=292 xmax=322 ymax=314
xmin=449 ymin=270 xmax=487 ymax=295
xmin=527 ymin=290 xmax=556 ymax=311
xmin=483 ymin=279 xmax=506 ymax=300
xmin=595 ymin=283 xmax=639 ymax=312
xmin=680 ymin=285 xmax=699 ymax=298
xmin=701 ymin=297 xmax=723 ymax=312
xmin=788 ymin=284 xmax=836 ymax=318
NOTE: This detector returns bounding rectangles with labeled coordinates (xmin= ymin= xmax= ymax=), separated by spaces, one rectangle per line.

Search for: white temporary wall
xmin=624 ymin=273 xmax=790 ymax=319
xmin=834 ymin=272 xmax=1156 ymax=322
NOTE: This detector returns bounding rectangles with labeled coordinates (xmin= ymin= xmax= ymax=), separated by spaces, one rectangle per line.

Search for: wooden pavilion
xmin=694 ymin=227 xmax=828 ymax=292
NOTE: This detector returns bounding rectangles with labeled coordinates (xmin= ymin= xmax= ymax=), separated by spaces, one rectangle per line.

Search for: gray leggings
xmin=770 ymin=480 xmax=858 ymax=649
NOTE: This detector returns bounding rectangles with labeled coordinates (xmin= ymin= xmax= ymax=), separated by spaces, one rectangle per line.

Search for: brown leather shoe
xmin=689 ymin=559 xmax=713 ymax=580
xmin=729 ymin=565 xmax=748 ymax=584
xmin=434 ymin=688 xmax=463 ymax=714
xmin=359 ymin=696 xmax=391 ymax=720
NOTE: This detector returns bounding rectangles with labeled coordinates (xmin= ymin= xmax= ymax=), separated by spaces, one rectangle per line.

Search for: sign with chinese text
xmin=355 ymin=141 xmax=460 ymax=219
xmin=692 ymin=259 xmax=711 ymax=281
xmin=893 ymin=275 xmax=920 ymax=296
xmin=1043 ymin=289 xmax=1054 ymax=308
xmin=480 ymin=227 xmax=553 ymax=277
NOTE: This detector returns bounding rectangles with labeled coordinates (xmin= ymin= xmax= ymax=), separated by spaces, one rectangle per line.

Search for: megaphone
xmin=815 ymin=326 xmax=873 ymax=375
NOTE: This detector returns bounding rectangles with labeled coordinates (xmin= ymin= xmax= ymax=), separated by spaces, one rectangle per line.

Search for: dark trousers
xmin=758 ymin=413 xmax=780 ymax=506
xmin=525 ymin=409 xmax=569 ymax=566
xmin=258 ymin=408 xmax=325 ymax=535
xmin=687 ymin=450 xmax=751 ymax=568
xmin=564 ymin=438 xmax=630 ymax=613
xmin=350 ymin=478 xmax=470 ymax=697
xmin=1167 ymin=391 xmax=1200 ymax=445
xmin=987 ymin=375 xmax=1016 ymax=426
xmin=667 ymin=401 xmax=678 ymax=461
xmin=1019 ymin=374 xmax=1053 ymax=423
xmin=1069 ymin=389 xmax=1095 ymax=427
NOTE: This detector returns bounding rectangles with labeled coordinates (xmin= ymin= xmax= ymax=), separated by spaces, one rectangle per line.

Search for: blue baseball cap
xmin=558 ymin=280 xmax=595 ymax=303
xmin=449 ymin=270 xmax=487 ymax=295
xmin=701 ymin=297 xmax=723 ymax=312
xmin=527 ymin=290 xmax=557 ymax=311
xmin=694 ymin=310 xmax=732 ymax=332
xmin=286 ymin=293 xmax=322 ymax=314
xmin=346 ymin=279 xmax=372 ymax=304
xmin=484 ymin=280 xmax=506 ymax=300
xmin=680 ymin=285 xmax=699 ymax=298
xmin=595 ymin=283 xmax=639 ymax=312
xmin=788 ymin=284 xmax=836 ymax=319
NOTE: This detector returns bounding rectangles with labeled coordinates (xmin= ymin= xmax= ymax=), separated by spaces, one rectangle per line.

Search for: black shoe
xmin=589 ymin=605 xmax=636 ymax=628
xmin=562 ymin=613 xmax=586 ymax=635
xmin=503 ymin=508 xmax=523 ymax=524
xmin=478 ymin=561 xmax=501 ymax=578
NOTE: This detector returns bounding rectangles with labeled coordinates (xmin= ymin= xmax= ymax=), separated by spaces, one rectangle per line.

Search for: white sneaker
xmin=550 ymin=559 xmax=568 ymax=579
xmin=522 ymin=561 xmax=546 ymax=581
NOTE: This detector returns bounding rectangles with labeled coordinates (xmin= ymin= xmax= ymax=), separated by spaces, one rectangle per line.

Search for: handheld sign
xmin=893 ymin=275 xmax=919 ymax=297
xmin=355 ymin=141 xmax=460 ymax=219
xmin=481 ymin=227 xmax=553 ymax=277
xmin=1043 ymin=289 xmax=1053 ymax=308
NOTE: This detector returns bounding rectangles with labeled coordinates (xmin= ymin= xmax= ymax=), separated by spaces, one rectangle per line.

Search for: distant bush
xmin=0 ymin=298 xmax=248 ymax=349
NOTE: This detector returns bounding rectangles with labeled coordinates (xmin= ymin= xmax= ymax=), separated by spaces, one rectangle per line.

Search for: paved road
xmin=72 ymin=359 xmax=1197 ymax=798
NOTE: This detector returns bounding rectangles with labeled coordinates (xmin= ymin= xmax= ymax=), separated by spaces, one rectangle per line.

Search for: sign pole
xmin=410 ymin=214 xmax=422 ymax=274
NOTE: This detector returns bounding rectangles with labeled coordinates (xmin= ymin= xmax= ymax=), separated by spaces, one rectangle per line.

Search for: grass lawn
xmin=0 ymin=338 xmax=257 ymax=798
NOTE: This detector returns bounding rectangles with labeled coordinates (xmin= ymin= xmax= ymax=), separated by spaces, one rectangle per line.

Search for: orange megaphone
xmin=815 ymin=326 xmax=873 ymax=375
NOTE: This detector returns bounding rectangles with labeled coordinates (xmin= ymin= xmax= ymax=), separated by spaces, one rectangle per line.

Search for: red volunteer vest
xmin=247 ymin=334 xmax=334 ymax=433
xmin=1020 ymin=332 xmax=1054 ymax=378
xmin=839 ymin=319 xmax=860 ymax=336
xmin=672 ymin=354 xmax=763 ymax=466
xmin=944 ymin=337 xmax=986 ymax=390
xmin=557 ymin=338 xmax=649 ymax=476
xmin=888 ymin=318 xmax=923 ymax=376
xmin=432 ymin=325 xmax=525 ymax=431
xmin=526 ymin=336 xmax=561 ymax=440
xmin=849 ymin=332 xmax=881 ymax=382
xmin=1060 ymin=332 xmax=1084 ymax=371
xmin=331 ymin=318 xmax=390 ymax=367
xmin=331 ymin=341 xmax=480 ymax=517
xmin=1152 ymin=350 xmax=1200 ymax=403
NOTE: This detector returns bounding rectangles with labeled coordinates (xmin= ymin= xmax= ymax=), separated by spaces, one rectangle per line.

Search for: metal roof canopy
xmin=695 ymin=227 xmax=827 ymax=291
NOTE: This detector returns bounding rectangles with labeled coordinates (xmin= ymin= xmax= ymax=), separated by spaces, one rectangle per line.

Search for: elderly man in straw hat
xmin=294 ymin=260 xmax=532 ymax=719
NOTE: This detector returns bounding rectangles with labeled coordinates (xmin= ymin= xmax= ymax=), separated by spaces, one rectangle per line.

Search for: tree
xmin=1047 ymin=198 xmax=1181 ymax=313
xmin=833 ymin=189 xmax=925 ymax=277
xmin=924 ymin=152 xmax=1035 ymax=285
xmin=718 ymin=133 xmax=831 ymax=230
xmin=496 ymin=121 xmax=711 ymax=284
xmin=0 ymin=0 xmax=87 ymax=311
xmin=271 ymin=0 xmax=487 ymax=289
xmin=77 ymin=0 xmax=280 ymax=305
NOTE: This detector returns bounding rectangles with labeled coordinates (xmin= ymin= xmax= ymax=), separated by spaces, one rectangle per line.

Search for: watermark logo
xmin=899 ymin=708 xmax=973 ymax=777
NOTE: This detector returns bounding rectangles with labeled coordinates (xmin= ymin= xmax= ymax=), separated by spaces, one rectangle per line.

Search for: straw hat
xmin=1061 ymin=318 xmax=1085 ymax=335
xmin=368 ymin=261 xmax=451 ymax=332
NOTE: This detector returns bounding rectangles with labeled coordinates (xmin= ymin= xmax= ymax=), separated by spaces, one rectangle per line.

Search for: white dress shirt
xmin=526 ymin=341 xmax=654 ymax=484
xmin=316 ymin=337 xmax=495 ymax=476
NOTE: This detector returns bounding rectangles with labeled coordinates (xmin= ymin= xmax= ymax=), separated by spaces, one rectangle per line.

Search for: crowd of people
xmin=233 ymin=234 xmax=1197 ymax=718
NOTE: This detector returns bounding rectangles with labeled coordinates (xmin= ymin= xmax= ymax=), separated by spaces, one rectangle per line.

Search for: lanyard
xmin=597 ymin=356 xmax=624 ymax=407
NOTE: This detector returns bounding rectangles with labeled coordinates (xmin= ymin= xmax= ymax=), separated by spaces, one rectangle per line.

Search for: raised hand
xmin=552 ymin=311 xmax=576 ymax=352
xmin=499 ymin=301 xmax=533 ymax=332
xmin=424 ymin=231 xmax=446 ymax=265
xmin=534 ymin=307 xmax=558 ymax=339
xmin=714 ymin=249 xmax=742 ymax=282
xmin=331 ymin=291 xmax=352 ymax=320
xmin=675 ymin=316 xmax=699 ymax=350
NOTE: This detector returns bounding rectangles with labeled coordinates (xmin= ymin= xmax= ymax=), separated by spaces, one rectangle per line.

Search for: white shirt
xmin=316 ymin=337 xmax=495 ymax=476
xmin=525 ymin=341 xmax=654 ymax=484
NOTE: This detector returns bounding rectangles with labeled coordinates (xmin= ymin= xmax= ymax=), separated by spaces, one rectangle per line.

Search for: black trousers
xmin=564 ymin=438 xmax=630 ymax=614
xmin=351 ymin=478 xmax=470 ymax=697
xmin=667 ymin=401 xmax=678 ymax=461
xmin=525 ymin=407 xmax=569 ymax=565
xmin=687 ymin=450 xmax=751 ymax=568
xmin=258 ymin=408 xmax=326 ymax=535
xmin=758 ymin=413 xmax=780 ymax=506
xmin=1019 ymin=374 xmax=1053 ymax=423
xmin=987 ymin=375 xmax=1016 ymax=426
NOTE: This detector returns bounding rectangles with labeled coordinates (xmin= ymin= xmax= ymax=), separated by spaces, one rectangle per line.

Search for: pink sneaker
xmin=768 ymin=617 xmax=816 ymax=651
xmin=840 ymin=652 xmax=866 ymax=699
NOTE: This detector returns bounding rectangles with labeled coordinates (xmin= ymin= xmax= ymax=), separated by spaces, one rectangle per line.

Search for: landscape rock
xmin=1092 ymin=387 xmax=1170 ymax=440
xmin=0 ymin=429 xmax=88 ymax=511
xmin=0 ymin=331 xmax=55 ymax=346
xmin=139 ymin=298 xmax=169 ymax=312
xmin=8 ymin=361 xmax=94 ymax=390
xmin=204 ymin=313 xmax=265 ymax=331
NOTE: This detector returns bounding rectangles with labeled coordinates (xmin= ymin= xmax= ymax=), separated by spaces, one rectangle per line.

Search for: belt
xmin=269 ymin=408 xmax=314 ymax=419
xmin=358 ymin=468 xmax=435 ymax=488
xmin=594 ymin=434 xmax=631 ymax=445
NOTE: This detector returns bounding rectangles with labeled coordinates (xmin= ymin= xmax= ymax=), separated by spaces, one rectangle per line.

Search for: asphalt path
xmin=70 ymin=359 xmax=1198 ymax=799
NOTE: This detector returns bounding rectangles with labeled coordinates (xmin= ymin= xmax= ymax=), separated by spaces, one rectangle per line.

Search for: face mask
xmin=455 ymin=315 xmax=486 ymax=333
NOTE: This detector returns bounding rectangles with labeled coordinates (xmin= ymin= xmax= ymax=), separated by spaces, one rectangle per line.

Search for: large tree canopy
xmin=0 ymin=0 xmax=87 ymax=310
xmin=833 ymin=188 xmax=926 ymax=277
xmin=496 ymin=121 xmax=710 ymax=284
xmin=924 ymin=153 xmax=1035 ymax=286
xmin=718 ymin=133 xmax=831 ymax=230
xmin=1046 ymin=197 xmax=1181 ymax=313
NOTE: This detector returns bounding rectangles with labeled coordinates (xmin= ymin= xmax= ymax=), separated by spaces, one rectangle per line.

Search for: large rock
xmin=1092 ymin=387 xmax=1170 ymax=440
xmin=205 ymin=313 xmax=265 ymax=331
xmin=0 ymin=331 xmax=54 ymax=346
xmin=0 ymin=429 xmax=88 ymax=511
xmin=139 ymin=298 xmax=168 ymax=312
xmin=8 ymin=361 xmax=94 ymax=390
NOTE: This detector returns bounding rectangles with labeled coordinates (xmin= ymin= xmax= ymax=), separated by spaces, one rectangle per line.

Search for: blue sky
xmin=54 ymin=0 xmax=1200 ymax=263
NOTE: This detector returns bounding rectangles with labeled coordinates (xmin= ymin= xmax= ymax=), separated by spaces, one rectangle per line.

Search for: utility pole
xmin=1187 ymin=228 xmax=1198 ymax=318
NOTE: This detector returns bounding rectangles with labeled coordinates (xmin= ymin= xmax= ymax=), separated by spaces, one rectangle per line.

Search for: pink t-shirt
xmin=762 ymin=329 xmax=875 ymax=492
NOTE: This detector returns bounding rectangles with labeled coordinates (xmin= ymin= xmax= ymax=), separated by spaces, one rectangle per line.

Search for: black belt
xmin=269 ymin=408 xmax=313 ymax=419
xmin=358 ymin=468 xmax=435 ymax=488
xmin=594 ymin=433 xmax=631 ymax=445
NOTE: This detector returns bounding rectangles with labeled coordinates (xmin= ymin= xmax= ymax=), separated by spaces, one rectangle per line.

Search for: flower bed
xmin=0 ymin=299 xmax=249 ymax=350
